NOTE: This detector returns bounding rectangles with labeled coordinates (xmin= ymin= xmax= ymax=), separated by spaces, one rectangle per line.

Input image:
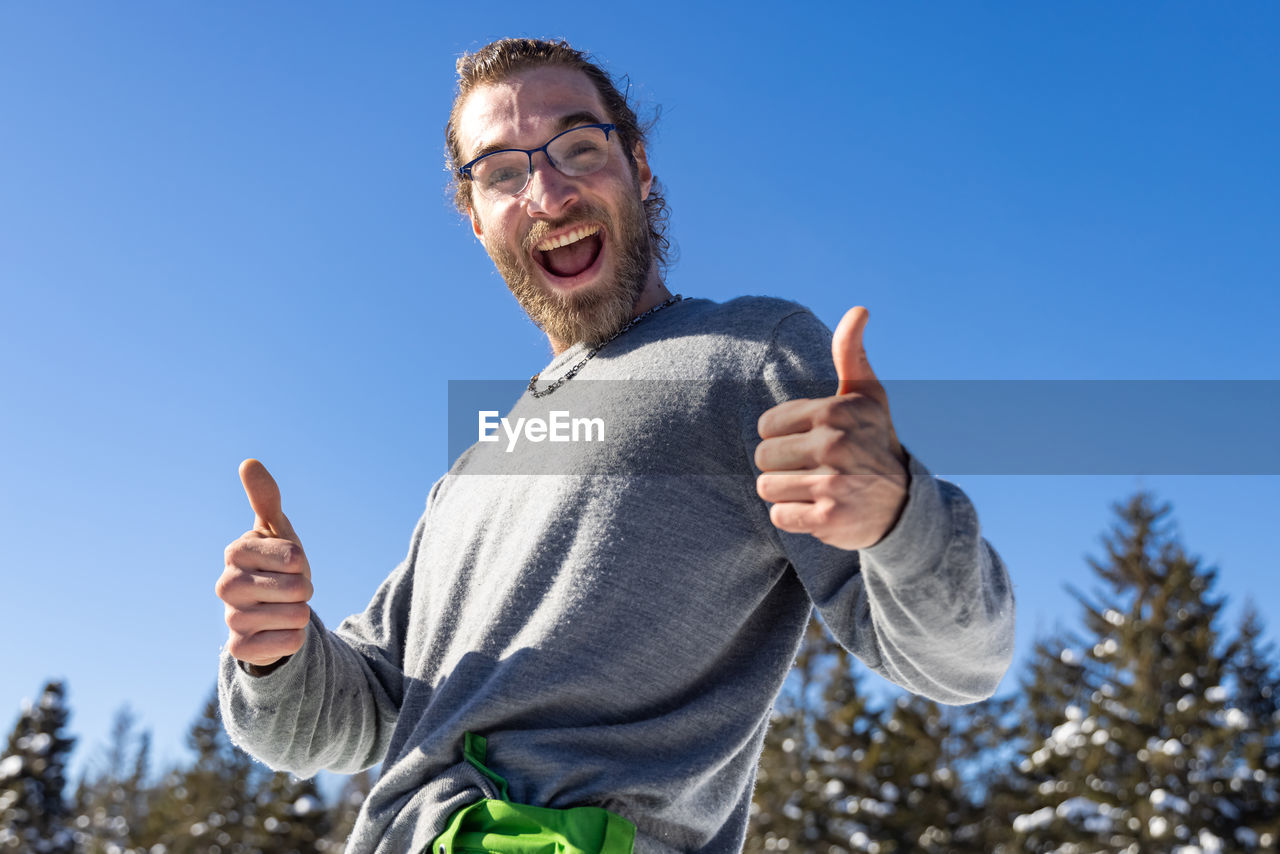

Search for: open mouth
xmin=533 ymin=224 xmax=604 ymax=280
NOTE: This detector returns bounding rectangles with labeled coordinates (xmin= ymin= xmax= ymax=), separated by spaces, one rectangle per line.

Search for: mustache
xmin=522 ymin=204 xmax=610 ymax=255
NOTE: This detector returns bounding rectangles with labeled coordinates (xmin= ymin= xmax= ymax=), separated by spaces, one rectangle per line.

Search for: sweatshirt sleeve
xmin=217 ymin=507 xmax=428 ymax=777
xmin=751 ymin=308 xmax=1016 ymax=704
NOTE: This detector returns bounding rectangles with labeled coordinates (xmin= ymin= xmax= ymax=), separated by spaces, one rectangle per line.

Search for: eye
xmin=474 ymin=156 xmax=528 ymax=193
xmin=565 ymin=139 xmax=605 ymax=158
xmin=551 ymin=129 xmax=609 ymax=175
xmin=483 ymin=166 xmax=524 ymax=188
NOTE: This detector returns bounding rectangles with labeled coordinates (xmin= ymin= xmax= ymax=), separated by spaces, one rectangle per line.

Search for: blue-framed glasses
xmin=458 ymin=123 xmax=617 ymax=200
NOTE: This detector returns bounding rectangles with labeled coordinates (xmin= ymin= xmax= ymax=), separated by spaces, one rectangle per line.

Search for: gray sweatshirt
xmin=218 ymin=296 xmax=1015 ymax=853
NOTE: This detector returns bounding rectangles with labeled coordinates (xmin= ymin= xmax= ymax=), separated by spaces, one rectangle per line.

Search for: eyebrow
xmin=467 ymin=110 xmax=606 ymax=163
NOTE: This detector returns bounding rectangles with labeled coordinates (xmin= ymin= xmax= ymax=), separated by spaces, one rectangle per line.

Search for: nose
xmin=523 ymin=153 xmax=579 ymax=219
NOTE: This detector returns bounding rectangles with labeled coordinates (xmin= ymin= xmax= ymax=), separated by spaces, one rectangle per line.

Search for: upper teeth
xmin=537 ymin=225 xmax=599 ymax=252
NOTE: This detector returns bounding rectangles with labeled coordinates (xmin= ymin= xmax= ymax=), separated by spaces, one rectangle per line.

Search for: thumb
xmin=238 ymin=458 xmax=299 ymax=542
xmin=832 ymin=306 xmax=884 ymax=401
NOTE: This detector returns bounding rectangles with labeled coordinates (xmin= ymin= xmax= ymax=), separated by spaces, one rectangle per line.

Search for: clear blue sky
xmin=2 ymin=3 xmax=1278 ymax=786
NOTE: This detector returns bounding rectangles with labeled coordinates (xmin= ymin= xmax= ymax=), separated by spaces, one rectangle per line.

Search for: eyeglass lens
xmin=471 ymin=126 xmax=611 ymax=199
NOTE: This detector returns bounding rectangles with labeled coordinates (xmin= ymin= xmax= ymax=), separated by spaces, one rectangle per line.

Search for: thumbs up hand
xmin=215 ymin=460 xmax=314 ymax=669
xmin=755 ymin=307 xmax=909 ymax=551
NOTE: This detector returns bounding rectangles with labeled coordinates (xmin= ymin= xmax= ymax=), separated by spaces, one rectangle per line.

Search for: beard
xmin=484 ymin=194 xmax=653 ymax=348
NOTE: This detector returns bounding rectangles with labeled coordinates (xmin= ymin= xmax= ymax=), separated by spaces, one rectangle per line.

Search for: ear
xmin=468 ymin=205 xmax=484 ymax=242
xmin=632 ymin=142 xmax=653 ymax=201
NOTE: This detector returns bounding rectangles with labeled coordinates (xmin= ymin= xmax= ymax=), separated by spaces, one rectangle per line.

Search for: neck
xmin=628 ymin=271 xmax=672 ymax=319
xmin=547 ymin=269 xmax=670 ymax=356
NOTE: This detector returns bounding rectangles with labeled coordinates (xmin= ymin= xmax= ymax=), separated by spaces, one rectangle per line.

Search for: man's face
xmin=456 ymin=65 xmax=655 ymax=349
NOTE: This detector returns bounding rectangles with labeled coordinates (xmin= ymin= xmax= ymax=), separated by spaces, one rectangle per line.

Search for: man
xmin=216 ymin=38 xmax=1015 ymax=854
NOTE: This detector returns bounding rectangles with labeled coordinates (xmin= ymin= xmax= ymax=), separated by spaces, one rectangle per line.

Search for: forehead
xmin=456 ymin=65 xmax=610 ymax=160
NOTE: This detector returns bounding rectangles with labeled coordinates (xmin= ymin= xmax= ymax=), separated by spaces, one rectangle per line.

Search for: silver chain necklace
xmin=527 ymin=294 xmax=684 ymax=398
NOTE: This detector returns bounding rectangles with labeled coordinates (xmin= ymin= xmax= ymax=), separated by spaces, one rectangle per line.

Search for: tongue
xmin=543 ymin=234 xmax=601 ymax=278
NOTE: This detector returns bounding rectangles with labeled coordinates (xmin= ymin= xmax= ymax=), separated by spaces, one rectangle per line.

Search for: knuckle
xmin=831 ymin=473 xmax=861 ymax=500
xmin=272 ymin=572 xmax=311 ymax=602
xmin=817 ymin=428 xmax=848 ymax=461
xmin=286 ymin=603 xmax=312 ymax=627
xmin=261 ymin=571 xmax=287 ymax=592
xmin=264 ymin=629 xmax=304 ymax=659
xmin=226 ymin=634 xmax=248 ymax=660
xmin=224 ymin=532 xmax=260 ymax=566
xmin=251 ymin=570 xmax=311 ymax=603
xmin=231 ymin=634 xmax=273 ymax=665
xmin=214 ymin=568 xmax=243 ymax=602
xmin=828 ymin=396 xmax=867 ymax=429
xmin=808 ymin=474 xmax=836 ymax=499
xmin=815 ymin=396 xmax=848 ymax=423
xmin=224 ymin=607 xmax=255 ymax=634
xmin=295 ymin=576 xmax=315 ymax=602
xmin=812 ymin=497 xmax=839 ymax=527
xmin=832 ymin=442 xmax=859 ymax=473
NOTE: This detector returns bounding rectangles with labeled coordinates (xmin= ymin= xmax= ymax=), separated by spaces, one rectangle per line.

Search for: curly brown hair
xmin=445 ymin=38 xmax=672 ymax=275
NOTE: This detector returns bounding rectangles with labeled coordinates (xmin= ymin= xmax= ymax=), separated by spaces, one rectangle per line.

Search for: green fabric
xmin=463 ymin=733 xmax=509 ymax=801
xmin=430 ymin=798 xmax=636 ymax=854
xmin=427 ymin=733 xmax=636 ymax=854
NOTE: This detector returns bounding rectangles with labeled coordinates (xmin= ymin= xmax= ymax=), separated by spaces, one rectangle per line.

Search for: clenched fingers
xmin=762 ymin=475 xmax=909 ymax=550
xmin=767 ymin=499 xmax=831 ymax=536
xmin=757 ymin=397 xmax=819 ymax=439
xmin=755 ymin=428 xmax=856 ymax=474
xmin=226 ymin=628 xmax=308 ymax=668
xmin=223 ymin=532 xmax=309 ymax=576
xmin=756 ymin=471 xmax=839 ymax=504
xmin=757 ymin=471 xmax=900 ymax=508
xmin=217 ymin=530 xmax=313 ymax=611
xmin=224 ymin=601 xmax=312 ymax=636
xmin=223 ymin=599 xmax=312 ymax=667
xmin=757 ymin=394 xmax=888 ymax=439
xmin=758 ymin=394 xmax=890 ymax=442
xmin=215 ymin=565 xmax=313 ymax=607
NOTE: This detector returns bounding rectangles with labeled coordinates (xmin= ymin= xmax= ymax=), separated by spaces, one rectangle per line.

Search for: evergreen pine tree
xmin=139 ymin=692 xmax=263 ymax=853
xmin=129 ymin=732 xmax=151 ymax=843
xmin=251 ymin=770 xmax=331 ymax=853
xmin=319 ymin=769 xmax=372 ymax=853
xmin=1009 ymin=493 xmax=1244 ymax=852
xmin=748 ymin=614 xmax=994 ymax=853
xmin=1006 ymin=634 xmax=1103 ymax=853
xmin=0 ymin=680 xmax=78 ymax=853
xmin=748 ymin=696 xmax=810 ymax=851
xmin=747 ymin=617 xmax=832 ymax=851
xmin=71 ymin=705 xmax=151 ymax=853
xmin=748 ymin=616 xmax=900 ymax=852
xmin=807 ymin=634 xmax=885 ymax=853
xmin=838 ymin=692 xmax=982 ymax=853
xmin=1223 ymin=603 xmax=1280 ymax=850
xmin=943 ymin=691 xmax=1023 ymax=852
